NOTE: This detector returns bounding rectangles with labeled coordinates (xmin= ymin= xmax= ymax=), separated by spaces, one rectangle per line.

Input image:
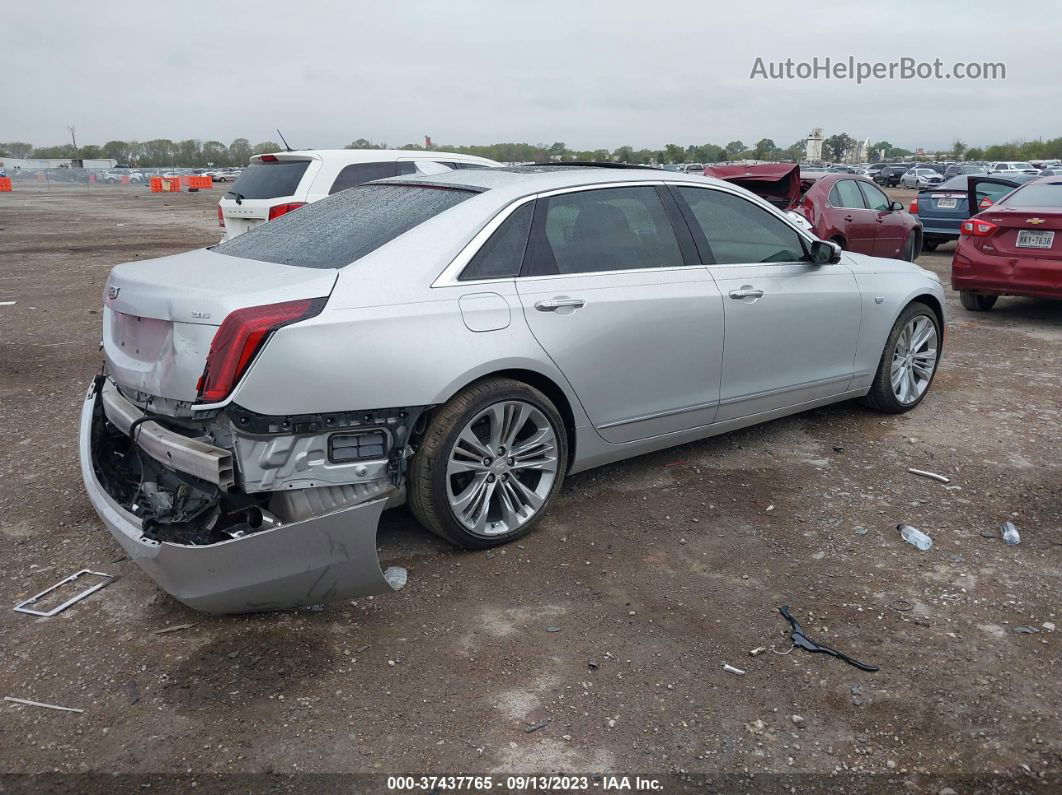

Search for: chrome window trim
xmin=431 ymin=180 xmax=816 ymax=287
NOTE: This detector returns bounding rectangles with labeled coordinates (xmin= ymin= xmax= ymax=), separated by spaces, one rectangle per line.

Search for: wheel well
xmin=909 ymin=293 xmax=944 ymax=345
xmin=472 ymin=368 xmax=578 ymax=470
xmin=831 ymin=235 xmax=847 ymax=249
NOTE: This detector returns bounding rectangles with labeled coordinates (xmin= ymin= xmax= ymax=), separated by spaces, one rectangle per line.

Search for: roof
xmin=250 ymin=149 xmax=499 ymax=165
xmin=376 ymin=165 xmax=724 ymax=206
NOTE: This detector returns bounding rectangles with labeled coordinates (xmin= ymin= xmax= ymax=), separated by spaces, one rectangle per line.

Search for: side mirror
xmin=810 ymin=239 xmax=842 ymax=265
xmin=889 ymin=201 xmax=904 ymax=211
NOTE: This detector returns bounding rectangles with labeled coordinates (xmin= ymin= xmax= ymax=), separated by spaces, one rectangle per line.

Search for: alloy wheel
xmin=445 ymin=400 xmax=559 ymax=537
xmin=890 ymin=315 xmax=938 ymax=404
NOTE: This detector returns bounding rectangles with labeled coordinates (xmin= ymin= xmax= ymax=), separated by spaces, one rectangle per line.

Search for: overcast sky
xmin=5 ymin=0 xmax=1060 ymax=152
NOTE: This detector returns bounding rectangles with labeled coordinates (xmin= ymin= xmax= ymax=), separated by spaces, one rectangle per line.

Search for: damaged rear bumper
xmin=78 ymin=381 xmax=406 ymax=613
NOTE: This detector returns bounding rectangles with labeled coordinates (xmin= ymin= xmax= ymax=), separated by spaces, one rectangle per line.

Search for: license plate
xmin=1017 ymin=230 xmax=1055 ymax=249
xmin=937 ymin=198 xmax=957 ymax=209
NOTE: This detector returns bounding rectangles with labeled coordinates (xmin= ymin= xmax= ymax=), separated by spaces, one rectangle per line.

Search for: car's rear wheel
xmin=959 ymin=291 xmax=997 ymax=311
xmin=408 ymin=377 xmax=567 ymax=549
xmin=922 ymin=239 xmax=939 ymax=252
xmin=862 ymin=301 xmax=941 ymax=414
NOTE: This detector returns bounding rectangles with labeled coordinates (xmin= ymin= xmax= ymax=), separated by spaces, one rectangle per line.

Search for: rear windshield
xmin=213 ymin=183 xmax=477 ymax=269
xmin=937 ymin=176 xmax=970 ymax=190
xmin=228 ymin=161 xmax=310 ymax=200
xmin=1000 ymin=182 xmax=1062 ymax=208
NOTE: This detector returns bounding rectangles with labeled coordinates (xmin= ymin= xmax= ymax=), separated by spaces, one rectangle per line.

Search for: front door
xmin=673 ymin=185 xmax=862 ymax=421
xmin=859 ymin=179 xmax=909 ymax=258
xmin=515 ymin=185 xmax=725 ymax=444
xmin=827 ymin=178 xmax=878 ymax=255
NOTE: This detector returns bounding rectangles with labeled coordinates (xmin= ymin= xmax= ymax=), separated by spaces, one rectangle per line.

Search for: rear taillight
xmin=268 ymin=202 xmax=307 ymax=221
xmin=217 ymin=203 xmax=225 ymax=228
xmin=960 ymin=219 xmax=998 ymax=237
xmin=979 ymin=196 xmax=994 ymax=209
xmin=908 ymin=198 xmax=919 ymax=214
xmin=196 ymin=298 xmax=326 ymax=403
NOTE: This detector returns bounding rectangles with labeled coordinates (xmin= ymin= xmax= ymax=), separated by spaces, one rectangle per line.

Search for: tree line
xmin=2 ymin=135 xmax=1061 ymax=167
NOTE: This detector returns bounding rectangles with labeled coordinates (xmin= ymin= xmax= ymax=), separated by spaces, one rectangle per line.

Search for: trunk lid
xmin=103 ymin=249 xmax=337 ymax=403
xmin=979 ymin=207 xmax=1062 ymax=262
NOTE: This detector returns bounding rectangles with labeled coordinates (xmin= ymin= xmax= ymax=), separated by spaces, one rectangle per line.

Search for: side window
xmin=678 ymin=187 xmax=807 ymax=264
xmin=528 ymin=187 xmax=683 ymax=275
xmin=858 ymin=181 xmax=891 ymax=211
xmin=459 ymin=202 xmax=534 ymax=281
xmin=829 ymin=179 xmax=867 ymax=209
xmin=329 ymin=161 xmax=398 ymax=194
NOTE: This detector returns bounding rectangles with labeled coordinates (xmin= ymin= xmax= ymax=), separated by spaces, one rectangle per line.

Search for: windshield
xmin=213 ymin=183 xmax=478 ymax=269
xmin=228 ymin=161 xmax=310 ymax=200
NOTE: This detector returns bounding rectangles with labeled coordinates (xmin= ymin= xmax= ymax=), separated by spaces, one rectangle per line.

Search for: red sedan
xmin=952 ymin=176 xmax=1062 ymax=310
xmin=704 ymin=164 xmax=922 ymax=260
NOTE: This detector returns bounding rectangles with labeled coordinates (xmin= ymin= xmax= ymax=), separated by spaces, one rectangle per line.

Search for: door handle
xmin=728 ymin=288 xmax=764 ymax=300
xmin=534 ymin=297 xmax=585 ymax=312
xmin=844 ymin=215 xmax=854 ymax=221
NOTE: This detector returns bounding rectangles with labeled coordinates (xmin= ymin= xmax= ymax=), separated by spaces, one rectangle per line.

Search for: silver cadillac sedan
xmin=81 ymin=165 xmax=945 ymax=612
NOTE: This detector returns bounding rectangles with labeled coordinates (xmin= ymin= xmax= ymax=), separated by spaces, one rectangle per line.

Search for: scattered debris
xmin=355 ymin=644 xmax=371 ymax=654
xmin=766 ymin=504 xmax=775 ymax=512
xmin=907 ymin=468 xmax=950 ymax=483
xmin=4 ymin=696 xmax=84 ymax=713
xmin=791 ymin=714 xmax=805 ymax=726
xmin=887 ymin=599 xmax=914 ymax=612
xmin=778 ymin=605 xmax=879 ymax=672
xmin=854 ymin=526 xmax=869 ymax=536
xmin=587 ymin=660 xmax=599 ymax=671
xmin=832 ymin=445 xmax=844 ymax=453
xmin=524 ymin=718 xmax=551 ymax=733
xmin=850 ymin=683 xmax=866 ymax=706
xmin=722 ymin=663 xmax=746 ymax=675
xmin=545 ymin=626 xmax=562 ymax=633
xmin=1001 ymin=521 xmax=1021 ymax=546
xmin=124 ymin=681 xmax=141 ymax=705
xmin=980 ymin=531 xmax=998 ymax=539
xmin=1013 ymin=626 xmax=1040 ymax=634
xmin=14 ymin=570 xmax=116 ymax=617
xmin=898 ymin=523 xmax=933 ymax=551
xmin=152 ymin=623 xmax=195 ymax=635
xmin=748 ymin=646 xmax=766 ymax=657
xmin=770 ymin=644 xmax=795 ymax=656
xmin=663 ymin=461 xmax=686 ymax=468
xmin=1043 ymin=622 xmax=1056 ymax=632
xmin=0 ymin=300 xmax=17 ymax=307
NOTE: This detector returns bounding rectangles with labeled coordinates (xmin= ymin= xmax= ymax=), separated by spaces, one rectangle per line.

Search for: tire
xmin=861 ymin=301 xmax=941 ymax=414
xmin=922 ymin=239 xmax=938 ymax=252
xmin=959 ymin=291 xmax=997 ymax=311
xmin=901 ymin=232 xmax=917 ymax=262
xmin=408 ymin=377 xmax=568 ymax=549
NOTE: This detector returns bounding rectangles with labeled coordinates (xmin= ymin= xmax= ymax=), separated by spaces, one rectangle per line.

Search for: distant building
xmin=805 ymin=128 xmax=824 ymax=162
xmin=0 ymin=157 xmax=117 ymax=171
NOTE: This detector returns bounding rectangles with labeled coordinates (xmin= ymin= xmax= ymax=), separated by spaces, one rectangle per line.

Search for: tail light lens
xmin=960 ymin=219 xmax=998 ymax=237
xmin=217 ymin=203 xmax=225 ymax=228
xmin=908 ymin=198 xmax=919 ymax=214
xmin=268 ymin=202 xmax=307 ymax=221
xmin=196 ymin=298 xmax=326 ymax=403
xmin=979 ymin=196 xmax=994 ymax=209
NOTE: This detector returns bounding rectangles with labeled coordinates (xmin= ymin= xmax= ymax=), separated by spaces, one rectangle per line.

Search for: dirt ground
xmin=0 ymin=182 xmax=1059 ymax=792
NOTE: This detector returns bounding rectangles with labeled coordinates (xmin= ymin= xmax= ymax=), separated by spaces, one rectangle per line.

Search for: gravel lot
xmin=1 ymin=183 xmax=1059 ymax=791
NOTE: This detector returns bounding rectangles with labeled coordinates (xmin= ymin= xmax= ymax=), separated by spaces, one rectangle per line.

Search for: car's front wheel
xmin=959 ymin=291 xmax=997 ymax=311
xmin=862 ymin=301 xmax=941 ymax=413
xmin=408 ymin=377 xmax=567 ymax=549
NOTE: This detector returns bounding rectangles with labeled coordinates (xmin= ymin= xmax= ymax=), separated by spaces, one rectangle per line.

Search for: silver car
xmin=81 ymin=166 xmax=945 ymax=612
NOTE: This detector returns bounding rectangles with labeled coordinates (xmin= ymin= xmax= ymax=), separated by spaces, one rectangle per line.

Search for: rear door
xmin=827 ymin=178 xmax=877 ymax=254
xmin=220 ymin=156 xmax=317 ymax=238
xmin=674 ymin=185 xmax=861 ymax=421
xmin=515 ymin=184 xmax=725 ymax=443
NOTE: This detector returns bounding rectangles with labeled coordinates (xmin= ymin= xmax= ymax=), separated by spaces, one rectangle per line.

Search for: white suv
xmin=987 ymin=161 xmax=1039 ymax=175
xmin=217 ymin=149 xmax=499 ymax=239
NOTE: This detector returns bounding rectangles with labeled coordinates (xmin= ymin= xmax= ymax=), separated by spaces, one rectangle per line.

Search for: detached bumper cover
xmin=78 ymin=382 xmax=405 ymax=613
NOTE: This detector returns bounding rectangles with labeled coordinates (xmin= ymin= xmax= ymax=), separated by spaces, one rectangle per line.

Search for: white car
xmin=899 ymin=168 xmax=943 ymax=189
xmin=217 ymin=149 xmax=500 ymax=239
xmin=987 ymin=161 xmax=1040 ymax=175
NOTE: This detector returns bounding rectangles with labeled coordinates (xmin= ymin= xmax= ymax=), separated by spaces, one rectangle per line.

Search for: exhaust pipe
xmin=246 ymin=506 xmax=282 ymax=531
